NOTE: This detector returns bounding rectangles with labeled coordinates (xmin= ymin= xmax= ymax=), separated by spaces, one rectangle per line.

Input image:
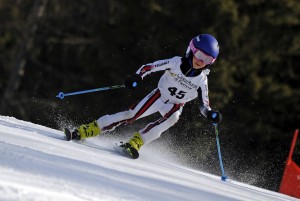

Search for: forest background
xmin=1 ymin=0 xmax=300 ymax=191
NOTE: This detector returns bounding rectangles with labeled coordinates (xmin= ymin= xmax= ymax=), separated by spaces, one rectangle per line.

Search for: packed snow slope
xmin=0 ymin=116 xmax=298 ymax=201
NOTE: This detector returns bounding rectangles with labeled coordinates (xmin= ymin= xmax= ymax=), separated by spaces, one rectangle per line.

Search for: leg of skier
xmin=70 ymin=89 xmax=162 ymax=140
xmin=125 ymin=101 xmax=183 ymax=151
xmin=98 ymin=89 xmax=161 ymax=132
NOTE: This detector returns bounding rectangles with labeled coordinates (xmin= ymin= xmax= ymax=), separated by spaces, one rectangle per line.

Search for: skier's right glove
xmin=207 ymin=110 xmax=222 ymax=124
xmin=124 ymin=74 xmax=142 ymax=89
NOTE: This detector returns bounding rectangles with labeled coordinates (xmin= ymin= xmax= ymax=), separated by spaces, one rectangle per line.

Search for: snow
xmin=0 ymin=116 xmax=298 ymax=201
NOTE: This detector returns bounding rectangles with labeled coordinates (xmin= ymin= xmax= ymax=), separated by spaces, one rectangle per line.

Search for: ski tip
xmin=63 ymin=128 xmax=72 ymax=141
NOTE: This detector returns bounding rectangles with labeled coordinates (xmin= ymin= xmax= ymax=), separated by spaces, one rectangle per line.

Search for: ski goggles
xmin=189 ymin=40 xmax=216 ymax=65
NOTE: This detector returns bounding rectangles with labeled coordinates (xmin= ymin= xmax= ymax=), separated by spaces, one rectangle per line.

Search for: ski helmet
xmin=185 ymin=34 xmax=219 ymax=67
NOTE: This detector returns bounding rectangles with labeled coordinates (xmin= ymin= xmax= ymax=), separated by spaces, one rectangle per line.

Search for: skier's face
xmin=192 ymin=57 xmax=206 ymax=69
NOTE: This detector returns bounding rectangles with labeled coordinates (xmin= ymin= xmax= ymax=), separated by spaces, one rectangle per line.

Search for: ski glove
xmin=124 ymin=74 xmax=142 ymax=89
xmin=207 ymin=110 xmax=222 ymax=124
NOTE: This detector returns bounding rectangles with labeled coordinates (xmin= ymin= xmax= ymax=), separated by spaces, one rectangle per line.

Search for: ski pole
xmin=213 ymin=123 xmax=227 ymax=181
xmin=56 ymin=84 xmax=125 ymax=99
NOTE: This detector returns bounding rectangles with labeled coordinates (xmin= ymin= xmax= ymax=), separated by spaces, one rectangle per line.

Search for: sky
xmin=0 ymin=115 xmax=298 ymax=201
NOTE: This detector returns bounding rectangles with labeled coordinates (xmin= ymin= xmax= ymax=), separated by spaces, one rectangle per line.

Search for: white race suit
xmin=97 ymin=56 xmax=211 ymax=144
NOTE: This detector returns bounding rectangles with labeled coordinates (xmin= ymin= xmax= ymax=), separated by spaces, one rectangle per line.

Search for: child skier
xmin=65 ymin=34 xmax=222 ymax=159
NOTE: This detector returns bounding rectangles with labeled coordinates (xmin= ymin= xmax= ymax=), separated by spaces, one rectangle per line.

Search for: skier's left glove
xmin=124 ymin=74 xmax=142 ymax=89
xmin=207 ymin=110 xmax=222 ymax=124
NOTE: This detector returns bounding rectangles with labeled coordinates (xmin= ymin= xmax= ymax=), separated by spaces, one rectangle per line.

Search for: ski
xmin=63 ymin=128 xmax=139 ymax=159
xmin=63 ymin=128 xmax=72 ymax=141
xmin=113 ymin=143 xmax=139 ymax=159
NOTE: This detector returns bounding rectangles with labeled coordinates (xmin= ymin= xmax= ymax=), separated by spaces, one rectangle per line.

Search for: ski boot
xmin=119 ymin=132 xmax=144 ymax=159
xmin=64 ymin=120 xmax=101 ymax=141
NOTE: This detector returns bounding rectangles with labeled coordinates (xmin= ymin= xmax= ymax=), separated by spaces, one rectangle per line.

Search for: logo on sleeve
xmin=154 ymin=61 xmax=169 ymax=68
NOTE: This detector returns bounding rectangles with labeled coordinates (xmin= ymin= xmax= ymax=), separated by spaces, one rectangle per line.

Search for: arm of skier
xmin=198 ymin=81 xmax=211 ymax=117
xmin=136 ymin=57 xmax=178 ymax=78
xmin=198 ymin=82 xmax=222 ymax=124
xmin=125 ymin=57 xmax=178 ymax=89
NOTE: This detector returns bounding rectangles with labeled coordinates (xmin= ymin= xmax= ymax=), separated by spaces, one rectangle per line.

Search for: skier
xmin=65 ymin=34 xmax=222 ymax=158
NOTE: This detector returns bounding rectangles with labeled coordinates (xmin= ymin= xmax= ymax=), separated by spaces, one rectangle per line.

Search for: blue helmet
xmin=186 ymin=34 xmax=219 ymax=66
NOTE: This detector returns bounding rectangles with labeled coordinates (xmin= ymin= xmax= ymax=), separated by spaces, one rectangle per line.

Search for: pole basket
xmin=279 ymin=129 xmax=300 ymax=198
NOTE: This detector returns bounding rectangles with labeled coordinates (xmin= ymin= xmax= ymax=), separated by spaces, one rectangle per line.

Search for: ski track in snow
xmin=0 ymin=116 xmax=298 ymax=201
